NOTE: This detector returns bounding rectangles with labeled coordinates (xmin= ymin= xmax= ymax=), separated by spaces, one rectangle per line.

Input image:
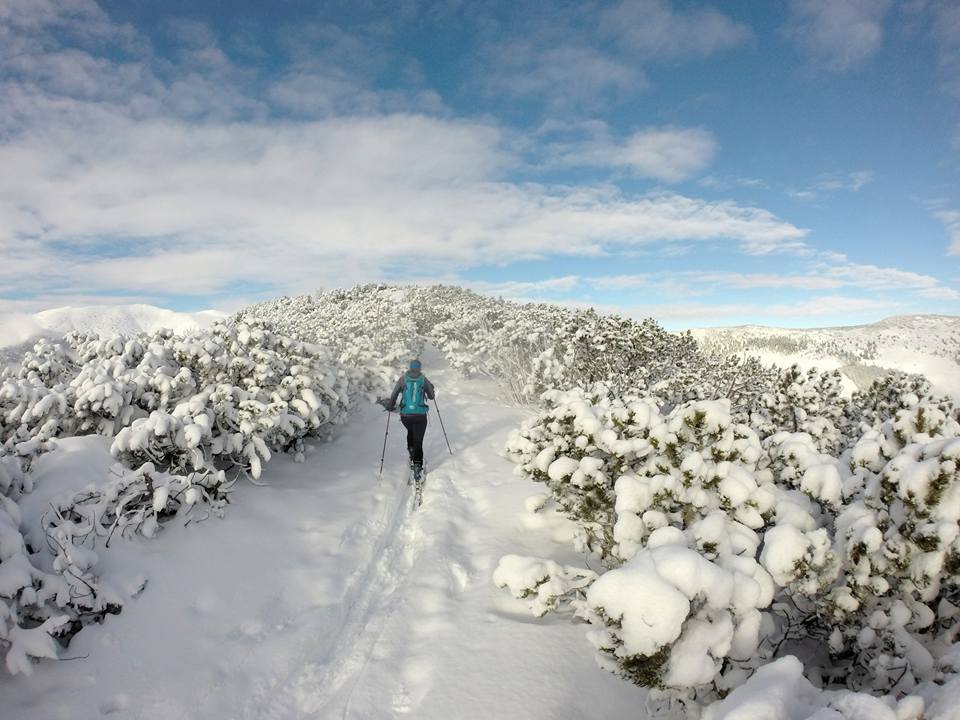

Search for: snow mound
xmin=31 ymin=305 xmax=225 ymax=339
xmin=0 ymin=305 xmax=226 ymax=353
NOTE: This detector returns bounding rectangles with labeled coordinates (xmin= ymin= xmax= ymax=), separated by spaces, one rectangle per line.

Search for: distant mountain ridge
xmin=689 ymin=314 xmax=956 ymax=332
xmin=30 ymin=304 xmax=226 ymax=339
xmin=690 ymin=314 xmax=960 ymax=397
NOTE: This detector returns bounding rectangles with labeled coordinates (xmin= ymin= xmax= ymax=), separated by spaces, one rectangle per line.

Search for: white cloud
xmin=467 ymin=276 xmax=581 ymax=298
xmin=816 ymin=170 xmax=874 ymax=191
xmin=635 ymin=295 xmax=898 ymax=324
xmin=600 ymin=0 xmax=751 ymax=58
xmin=692 ymin=273 xmax=840 ymax=290
xmin=492 ymin=293 xmax=905 ymax=330
xmin=935 ymin=209 xmax=960 ymax=254
xmin=600 ymin=294 xmax=899 ymax=328
xmin=163 ymin=17 xmax=218 ymax=49
xmin=769 ymin=295 xmax=898 ymax=317
xmin=917 ymin=286 xmax=960 ymax=301
xmin=549 ymin=126 xmax=717 ymax=183
xmin=698 ymin=175 xmax=766 ymax=191
xmin=786 ymin=0 xmax=892 ymax=72
xmin=480 ymin=41 xmax=644 ymax=110
xmin=266 ymin=71 xmax=447 ymax=119
xmin=815 ymin=261 xmax=940 ymax=290
xmin=582 ymin=273 xmax=711 ymax=298
xmin=0 ymin=99 xmax=807 ymax=299
xmin=0 ymin=0 xmax=811 ymax=309
xmin=789 ymin=170 xmax=875 ymax=201
xmin=0 ymin=0 xmax=132 ymax=44
xmin=476 ymin=1 xmax=747 ymax=111
xmin=579 ymin=261 xmax=954 ymax=299
xmin=849 ymin=170 xmax=875 ymax=190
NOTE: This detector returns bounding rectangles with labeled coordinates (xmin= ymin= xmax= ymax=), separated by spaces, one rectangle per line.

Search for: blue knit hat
xmin=409 ymin=359 xmax=422 ymax=370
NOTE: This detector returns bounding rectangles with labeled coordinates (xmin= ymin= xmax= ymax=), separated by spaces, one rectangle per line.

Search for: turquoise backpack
xmin=401 ymin=375 xmax=428 ymax=415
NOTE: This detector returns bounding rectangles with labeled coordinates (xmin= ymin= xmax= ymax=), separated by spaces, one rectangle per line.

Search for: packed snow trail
xmin=1 ymin=349 xmax=645 ymax=719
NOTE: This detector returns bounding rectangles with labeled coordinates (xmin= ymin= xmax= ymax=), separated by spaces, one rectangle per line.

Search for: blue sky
xmin=1 ymin=0 xmax=959 ymax=328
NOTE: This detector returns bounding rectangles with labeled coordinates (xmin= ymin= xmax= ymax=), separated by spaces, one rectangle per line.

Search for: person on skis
xmin=385 ymin=359 xmax=435 ymax=478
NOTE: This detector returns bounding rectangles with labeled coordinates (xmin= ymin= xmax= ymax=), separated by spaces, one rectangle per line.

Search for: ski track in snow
xmin=249 ymin=469 xmax=415 ymax=719
xmin=1 ymin=348 xmax=645 ymax=720
xmin=245 ymin=353 xmax=508 ymax=719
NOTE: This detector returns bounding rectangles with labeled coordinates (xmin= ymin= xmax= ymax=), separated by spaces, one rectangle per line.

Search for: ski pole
xmin=378 ymin=409 xmax=391 ymax=479
xmin=433 ymin=397 xmax=453 ymax=455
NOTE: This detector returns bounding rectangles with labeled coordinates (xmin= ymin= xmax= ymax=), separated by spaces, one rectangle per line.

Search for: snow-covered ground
xmin=4 ymin=302 xmax=960 ymax=719
xmin=0 ymin=305 xmax=226 ymax=367
xmin=691 ymin=314 xmax=960 ymax=397
xmin=1 ymin=349 xmax=645 ymax=719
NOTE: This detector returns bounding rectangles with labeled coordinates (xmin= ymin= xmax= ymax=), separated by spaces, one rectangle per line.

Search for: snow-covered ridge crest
xmin=0 ymin=304 xmax=227 ymax=353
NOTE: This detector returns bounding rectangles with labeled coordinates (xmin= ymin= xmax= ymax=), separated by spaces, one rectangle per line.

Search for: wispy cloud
xmin=480 ymin=41 xmax=644 ymax=111
xmin=814 ymin=260 xmax=942 ymax=290
xmin=585 ymin=262 xmax=950 ymax=296
xmin=546 ymin=124 xmax=717 ymax=183
xmin=498 ymin=293 xmax=903 ymax=328
xmin=815 ymin=170 xmax=874 ymax=192
xmin=928 ymin=0 xmax=960 ymax=97
xmin=785 ymin=0 xmax=892 ymax=72
xmin=0 ymin=0 xmax=138 ymax=50
xmin=600 ymin=0 xmax=751 ymax=58
xmin=632 ymin=295 xmax=899 ymax=324
xmin=933 ymin=208 xmax=960 ymax=254
xmin=476 ymin=0 xmax=748 ymax=112
xmin=789 ymin=170 xmax=874 ymax=201
xmin=918 ymin=286 xmax=960 ymax=300
xmin=467 ymin=276 xmax=581 ymax=298
xmin=479 ymin=256 xmax=959 ymax=311
xmin=676 ymin=273 xmax=840 ymax=291
xmin=698 ymin=175 xmax=767 ymax=191
xmin=902 ymin=1 xmax=960 ymax=150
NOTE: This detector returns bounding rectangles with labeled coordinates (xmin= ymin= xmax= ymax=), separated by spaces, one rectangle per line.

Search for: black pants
xmin=400 ymin=414 xmax=428 ymax=466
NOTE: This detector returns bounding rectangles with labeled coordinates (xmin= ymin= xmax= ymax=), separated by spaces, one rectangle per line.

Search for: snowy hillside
xmin=0 ymin=304 xmax=226 ymax=366
xmin=1 ymin=351 xmax=646 ymax=719
xmin=1 ymin=285 xmax=959 ymax=720
xmin=691 ymin=314 xmax=960 ymax=397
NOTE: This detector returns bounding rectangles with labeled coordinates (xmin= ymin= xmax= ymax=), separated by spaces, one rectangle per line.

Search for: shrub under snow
xmin=1 ymin=449 xmax=75 ymax=674
xmin=499 ymin=372 xmax=960 ymax=714
xmin=0 ymin=312 xmax=381 ymax=675
xmin=250 ymin=284 xmax=703 ymax=404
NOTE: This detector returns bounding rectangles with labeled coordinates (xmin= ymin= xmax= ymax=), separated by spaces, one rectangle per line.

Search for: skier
xmin=383 ymin=359 xmax=435 ymax=479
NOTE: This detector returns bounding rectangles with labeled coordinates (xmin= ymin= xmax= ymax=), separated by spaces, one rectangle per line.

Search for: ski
xmin=409 ymin=464 xmax=426 ymax=509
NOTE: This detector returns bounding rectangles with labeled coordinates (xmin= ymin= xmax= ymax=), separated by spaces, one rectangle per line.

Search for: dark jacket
xmin=389 ymin=369 xmax=435 ymax=415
